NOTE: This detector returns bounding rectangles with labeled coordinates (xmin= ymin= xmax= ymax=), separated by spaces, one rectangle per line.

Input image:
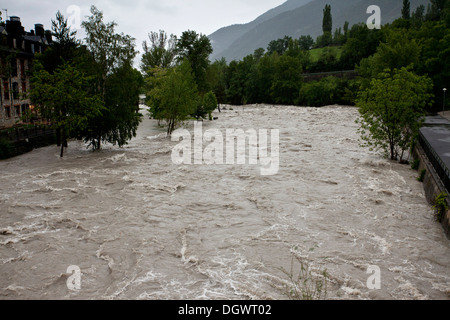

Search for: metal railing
xmin=418 ymin=130 xmax=450 ymax=193
xmin=0 ymin=125 xmax=56 ymax=142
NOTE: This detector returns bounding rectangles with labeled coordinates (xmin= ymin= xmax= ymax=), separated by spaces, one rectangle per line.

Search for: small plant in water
xmin=279 ymin=254 xmax=329 ymax=300
xmin=432 ymin=192 xmax=449 ymax=222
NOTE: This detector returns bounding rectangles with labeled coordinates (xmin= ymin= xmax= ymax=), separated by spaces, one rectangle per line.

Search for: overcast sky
xmin=2 ymin=0 xmax=286 ymax=66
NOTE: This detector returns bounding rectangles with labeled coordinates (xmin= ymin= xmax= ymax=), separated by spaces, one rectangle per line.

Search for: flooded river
xmin=0 ymin=105 xmax=449 ymax=300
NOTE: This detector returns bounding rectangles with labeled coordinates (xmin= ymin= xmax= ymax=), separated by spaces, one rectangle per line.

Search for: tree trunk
xmin=60 ymin=128 xmax=65 ymax=158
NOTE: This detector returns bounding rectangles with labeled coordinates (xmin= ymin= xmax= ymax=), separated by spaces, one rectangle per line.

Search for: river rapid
xmin=0 ymin=104 xmax=449 ymax=300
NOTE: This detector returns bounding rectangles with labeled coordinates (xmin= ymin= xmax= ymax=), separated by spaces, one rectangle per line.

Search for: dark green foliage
xmin=411 ymin=159 xmax=420 ymax=170
xmin=402 ymin=0 xmax=411 ymax=19
xmin=417 ymin=169 xmax=427 ymax=182
xmin=141 ymin=30 xmax=177 ymax=76
xmin=267 ymin=36 xmax=291 ymax=56
xmin=298 ymin=77 xmax=351 ymax=107
xmin=81 ymin=6 xmax=141 ymax=150
xmin=433 ymin=192 xmax=449 ymax=222
xmin=203 ymin=91 xmax=218 ymax=120
xmin=270 ymin=55 xmax=303 ymax=105
xmin=176 ymin=30 xmax=213 ymax=94
xmin=322 ymin=4 xmax=332 ymax=34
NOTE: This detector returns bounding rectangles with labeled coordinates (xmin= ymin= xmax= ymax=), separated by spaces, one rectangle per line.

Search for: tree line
xmin=203 ymin=0 xmax=449 ymax=113
xmin=28 ymin=1 xmax=449 ymax=163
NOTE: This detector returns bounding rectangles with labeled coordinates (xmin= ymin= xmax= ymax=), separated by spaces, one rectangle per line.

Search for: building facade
xmin=0 ymin=16 xmax=51 ymax=129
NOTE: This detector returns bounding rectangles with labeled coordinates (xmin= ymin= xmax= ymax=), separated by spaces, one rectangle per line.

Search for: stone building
xmin=0 ymin=16 xmax=51 ymax=129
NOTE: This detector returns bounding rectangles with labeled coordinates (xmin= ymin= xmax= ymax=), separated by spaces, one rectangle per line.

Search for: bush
xmin=432 ymin=192 xmax=449 ymax=222
xmin=411 ymin=159 xmax=420 ymax=170
xmin=417 ymin=169 xmax=426 ymax=182
xmin=298 ymin=76 xmax=351 ymax=107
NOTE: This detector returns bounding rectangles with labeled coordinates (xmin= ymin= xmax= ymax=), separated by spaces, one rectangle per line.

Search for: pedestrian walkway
xmin=420 ymin=115 xmax=450 ymax=193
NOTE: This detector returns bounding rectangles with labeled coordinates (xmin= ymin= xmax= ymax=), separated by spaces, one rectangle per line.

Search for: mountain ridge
xmin=209 ymin=0 xmax=431 ymax=63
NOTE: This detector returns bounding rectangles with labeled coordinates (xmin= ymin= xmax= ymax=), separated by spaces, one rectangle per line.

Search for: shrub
xmin=432 ymin=192 xmax=449 ymax=222
xmin=417 ymin=169 xmax=426 ymax=182
xmin=298 ymin=76 xmax=349 ymax=107
xmin=411 ymin=159 xmax=420 ymax=170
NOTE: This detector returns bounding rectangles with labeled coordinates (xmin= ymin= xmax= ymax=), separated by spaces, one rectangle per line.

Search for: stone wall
xmin=414 ymin=143 xmax=450 ymax=239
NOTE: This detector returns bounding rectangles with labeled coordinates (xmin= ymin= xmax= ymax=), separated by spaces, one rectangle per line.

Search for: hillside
xmin=209 ymin=0 xmax=431 ymax=62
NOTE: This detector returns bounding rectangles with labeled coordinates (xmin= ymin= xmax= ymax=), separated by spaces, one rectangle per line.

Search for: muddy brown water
xmin=0 ymin=105 xmax=448 ymax=300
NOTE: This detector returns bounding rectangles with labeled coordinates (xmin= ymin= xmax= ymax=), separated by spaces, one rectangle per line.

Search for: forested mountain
xmin=209 ymin=0 xmax=431 ymax=62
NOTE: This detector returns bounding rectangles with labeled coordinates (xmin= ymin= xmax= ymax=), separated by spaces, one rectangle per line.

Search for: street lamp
xmin=444 ymin=88 xmax=447 ymax=112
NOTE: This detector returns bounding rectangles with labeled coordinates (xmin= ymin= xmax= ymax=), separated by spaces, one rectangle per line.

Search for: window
xmin=31 ymin=44 xmax=35 ymax=54
xmin=14 ymin=105 xmax=20 ymax=117
xmin=12 ymin=82 xmax=19 ymax=100
xmin=20 ymin=60 xmax=25 ymax=78
xmin=5 ymin=106 xmax=11 ymax=118
xmin=21 ymin=104 xmax=29 ymax=115
xmin=22 ymin=81 xmax=27 ymax=93
xmin=3 ymin=82 xmax=9 ymax=100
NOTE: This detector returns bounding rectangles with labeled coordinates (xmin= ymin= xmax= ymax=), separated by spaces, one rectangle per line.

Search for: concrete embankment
xmin=0 ymin=126 xmax=56 ymax=159
xmin=414 ymin=115 xmax=450 ymax=239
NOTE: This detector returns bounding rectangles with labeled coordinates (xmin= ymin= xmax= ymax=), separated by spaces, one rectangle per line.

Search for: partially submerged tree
xmin=141 ymin=30 xmax=177 ymax=76
xmin=203 ymin=91 xmax=218 ymax=121
xmin=356 ymin=67 xmax=433 ymax=162
xmin=147 ymin=60 xmax=199 ymax=135
xmin=81 ymin=5 xmax=141 ymax=150
xmin=176 ymin=30 xmax=213 ymax=94
xmin=30 ymin=61 xmax=104 ymax=157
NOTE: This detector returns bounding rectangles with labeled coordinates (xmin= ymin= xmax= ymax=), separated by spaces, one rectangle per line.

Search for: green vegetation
xmin=309 ymin=47 xmax=343 ymax=63
xmin=433 ymin=192 xmax=449 ymax=222
xmin=29 ymin=7 xmax=143 ymax=156
xmin=411 ymin=159 xmax=420 ymax=170
xmin=147 ymin=61 xmax=200 ymax=135
xmin=279 ymin=253 xmax=329 ymax=300
xmin=356 ymin=67 xmax=433 ymax=162
xmin=418 ymin=169 xmax=427 ymax=182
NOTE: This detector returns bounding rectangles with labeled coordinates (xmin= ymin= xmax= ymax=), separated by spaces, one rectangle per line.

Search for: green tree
xmin=340 ymin=23 xmax=384 ymax=70
xmin=30 ymin=61 xmax=104 ymax=157
xmin=203 ymin=91 xmax=218 ymax=120
xmin=39 ymin=11 xmax=79 ymax=74
xmin=414 ymin=20 xmax=450 ymax=111
xmin=357 ymin=28 xmax=420 ymax=86
xmin=298 ymin=35 xmax=315 ymax=51
xmin=356 ymin=67 xmax=433 ymax=162
xmin=176 ymin=30 xmax=213 ymax=94
xmin=323 ymin=4 xmax=332 ymax=34
xmin=402 ymin=0 xmax=411 ymax=19
xmin=81 ymin=6 xmax=141 ymax=150
xmin=148 ymin=60 xmax=199 ymax=135
xmin=267 ymin=36 xmax=292 ymax=55
xmin=206 ymin=58 xmax=227 ymax=107
xmin=141 ymin=30 xmax=177 ymax=76
xmin=270 ymin=55 xmax=303 ymax=105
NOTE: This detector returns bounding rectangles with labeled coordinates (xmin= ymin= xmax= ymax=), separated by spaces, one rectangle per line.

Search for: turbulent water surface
xmin=0 ymin=105 xmax=449 ymax=300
